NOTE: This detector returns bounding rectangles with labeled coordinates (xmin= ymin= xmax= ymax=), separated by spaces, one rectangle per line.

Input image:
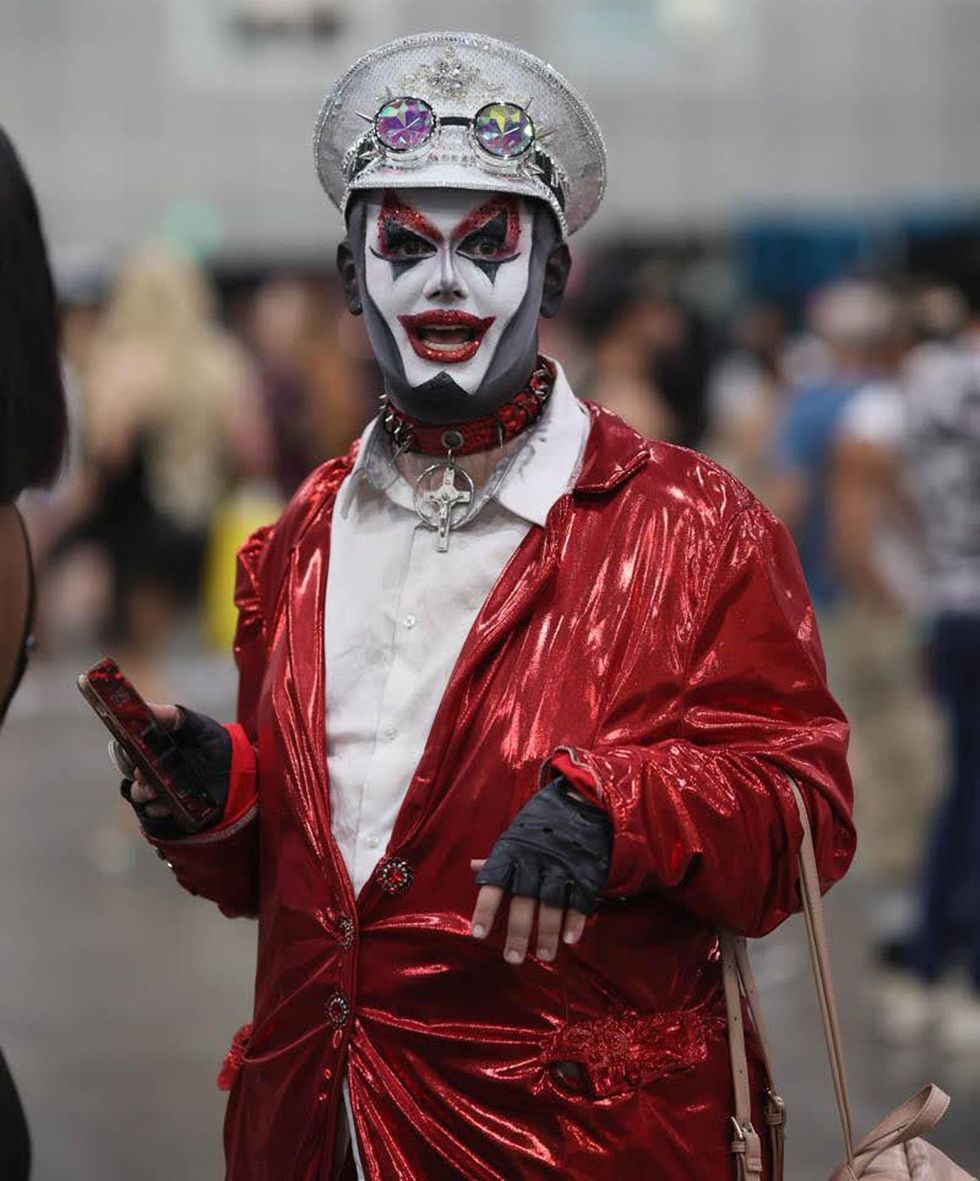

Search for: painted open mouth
xmin=399 ymin=310 xmax=495 ymax=364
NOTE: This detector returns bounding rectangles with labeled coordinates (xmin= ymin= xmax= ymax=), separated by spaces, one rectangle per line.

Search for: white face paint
xmin=362 ymin=188 xmax=534 ymax=395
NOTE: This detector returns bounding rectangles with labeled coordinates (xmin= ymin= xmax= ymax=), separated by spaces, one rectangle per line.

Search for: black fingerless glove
xmin=475 ymin=776 xmax=613 ymax=914
xmin=119 ymin=706 xmax=232 ymax=840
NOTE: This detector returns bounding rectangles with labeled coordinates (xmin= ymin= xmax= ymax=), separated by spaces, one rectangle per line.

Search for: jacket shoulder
xmin=641 ymin=438 xmax=759 ymax=522
xmin=580 ymin=404 xmax=758 ymax=527
xmin=237 ymin=444 xmax=359 ymax=602
xmin=276 ymin=447 xmax=358 ymax=542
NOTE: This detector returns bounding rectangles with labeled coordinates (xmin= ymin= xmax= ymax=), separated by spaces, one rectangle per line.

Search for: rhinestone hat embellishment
xmin=404 ymin=47 xmax=483 ymax=98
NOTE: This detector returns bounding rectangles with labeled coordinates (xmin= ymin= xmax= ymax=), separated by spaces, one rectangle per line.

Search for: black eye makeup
xmin=370 ymin=220 xmax=438 ymax=279
xmin=456 ymin=210 xmax=520 ymax=283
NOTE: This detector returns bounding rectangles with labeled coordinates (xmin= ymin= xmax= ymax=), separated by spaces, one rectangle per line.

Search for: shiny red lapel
xmin=384 ymin=404 xmax=650 ymax=858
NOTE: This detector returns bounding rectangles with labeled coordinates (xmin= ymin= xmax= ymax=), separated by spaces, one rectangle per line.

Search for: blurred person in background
xmin=703 ymin=299 xmax=789 ymax=500
xmin=301 ymin=276 xmax=375 ymax=461
xmin=650 ymin=291 xmax=713 ymax=449
xmin=0 ymin=122 xmax=69 ymax=1181
xmin=570 ymin=248 xmax=680 ymax=442
xmin=769 ymin=279 xmax=898 ymax=613
xmin=825 ymin=291 xmax=943 ymax=963
xmin=68 ymin=246 xmax=270 ymax=693
xmin=875 ymin=306 xmax=980 ymax=1045
xmin=244 ymin=273 xmax=369 ymax=498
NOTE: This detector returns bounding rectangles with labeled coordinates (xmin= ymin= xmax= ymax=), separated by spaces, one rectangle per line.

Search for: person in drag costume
xmin=120 ymin=32 xmax=855 ymax=1181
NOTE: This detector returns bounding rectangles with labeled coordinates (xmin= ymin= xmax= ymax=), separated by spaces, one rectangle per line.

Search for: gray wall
xmin=3 ymin=0 xmax=980 ymax=257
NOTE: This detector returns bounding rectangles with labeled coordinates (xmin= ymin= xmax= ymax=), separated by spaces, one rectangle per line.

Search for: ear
xmin=336 ymin=240 xmax=363 ymax=316
xmin=540 ymin=242 xmax=572 ymax=319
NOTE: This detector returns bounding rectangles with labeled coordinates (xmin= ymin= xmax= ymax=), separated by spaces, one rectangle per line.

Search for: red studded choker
xmin=379 ymin=357 xmax=556 ymax=456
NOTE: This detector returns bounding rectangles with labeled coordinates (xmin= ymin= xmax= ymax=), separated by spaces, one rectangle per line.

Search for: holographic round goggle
xmin=371 ymin=96 xmax=536 ymax=164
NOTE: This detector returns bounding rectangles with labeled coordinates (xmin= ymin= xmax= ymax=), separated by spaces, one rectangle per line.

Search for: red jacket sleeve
xmin=547 ymin=502 xmax=855 ymax=937
xmin=150 ymin=524 xmax=273 ymax=918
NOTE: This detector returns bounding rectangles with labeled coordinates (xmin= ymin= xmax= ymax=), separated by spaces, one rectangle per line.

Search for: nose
xmin=422 ymin=245 xmax=469 ymax=302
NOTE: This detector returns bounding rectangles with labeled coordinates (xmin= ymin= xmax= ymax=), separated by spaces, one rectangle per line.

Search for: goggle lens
xmin=374 ymin=97 xmax=436 ymax=152
xmin=473 ymin=102 xmax=536 ymax=159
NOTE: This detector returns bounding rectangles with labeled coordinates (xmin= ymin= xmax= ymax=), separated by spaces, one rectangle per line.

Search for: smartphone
xmin=78 ymin=657 xmax=221 ymax=833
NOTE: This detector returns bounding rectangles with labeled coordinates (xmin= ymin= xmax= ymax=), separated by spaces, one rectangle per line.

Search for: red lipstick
xmin=398 ymin=310 xmax=495 ymax=364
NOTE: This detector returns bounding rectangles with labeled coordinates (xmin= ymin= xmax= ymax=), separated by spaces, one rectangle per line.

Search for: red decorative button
xmin=376 ymin=856 xmax=413 ymax=895
xmin=326 ymin=991 xmax=350 ymax=1027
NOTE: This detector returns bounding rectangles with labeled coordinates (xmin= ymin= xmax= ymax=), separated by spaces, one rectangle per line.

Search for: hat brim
xmin=343 ymin=159 xmax=565 ymax=232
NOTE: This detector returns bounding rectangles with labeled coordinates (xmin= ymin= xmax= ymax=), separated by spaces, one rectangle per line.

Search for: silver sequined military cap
xmin=313 ymin=31 xmax=606 ymax=237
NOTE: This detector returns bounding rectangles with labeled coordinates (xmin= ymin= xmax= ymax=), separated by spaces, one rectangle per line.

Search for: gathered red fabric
xmin=218 ymin=1024 xmax=254 ymax=1092
xmin=153 ymin=403 xmax=854 ymax=1180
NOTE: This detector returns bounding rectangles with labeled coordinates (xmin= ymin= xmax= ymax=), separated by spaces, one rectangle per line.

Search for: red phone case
xmin=78 ymin=657 xmax=221 ymax=832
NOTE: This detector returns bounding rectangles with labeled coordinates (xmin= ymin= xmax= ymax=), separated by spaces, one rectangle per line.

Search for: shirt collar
xmin=338 ymin=359 xmax=589 ymax=527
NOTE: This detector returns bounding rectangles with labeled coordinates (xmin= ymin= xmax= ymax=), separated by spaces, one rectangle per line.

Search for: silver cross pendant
xmin=413 ymin=461 xmax=476 ymax=552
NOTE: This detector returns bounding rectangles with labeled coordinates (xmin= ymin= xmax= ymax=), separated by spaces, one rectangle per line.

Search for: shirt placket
xmin=354 ymin=519 xmax=428 ymax=889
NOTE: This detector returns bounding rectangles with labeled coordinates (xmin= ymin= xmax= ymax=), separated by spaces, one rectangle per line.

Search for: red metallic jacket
xmin=155 ymin=405 xmax=854 ymax=1180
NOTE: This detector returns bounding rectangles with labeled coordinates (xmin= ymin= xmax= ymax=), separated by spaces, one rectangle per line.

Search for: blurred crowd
xmin=18 ymin=238 xmax=980 ymax=1049
xmin=24 ymin=247 xmax=378 ymax=694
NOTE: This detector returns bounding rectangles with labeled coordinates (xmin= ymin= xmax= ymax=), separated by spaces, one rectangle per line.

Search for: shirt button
xmin=366 ymin=836 xmax=380 ymax=850
xmin=383 ymin=725 xmax=397 ymax=741
xmin=402 ymin=614 xmax=417 ymax=629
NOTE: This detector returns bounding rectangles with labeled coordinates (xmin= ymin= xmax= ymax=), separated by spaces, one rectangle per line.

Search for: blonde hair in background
xmin=87 ymin=245 xmax=248 ymax=530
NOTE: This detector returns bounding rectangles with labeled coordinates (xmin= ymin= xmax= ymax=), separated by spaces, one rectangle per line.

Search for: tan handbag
xmin=722 ymin=777 xmax=977 ymax=1181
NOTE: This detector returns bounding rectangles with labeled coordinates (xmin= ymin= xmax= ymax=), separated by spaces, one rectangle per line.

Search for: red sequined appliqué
xmin=544 ymin=1010 xmax=724 ymax=1099
xmin=217 ymin=1022 xmax=253 ymax=1092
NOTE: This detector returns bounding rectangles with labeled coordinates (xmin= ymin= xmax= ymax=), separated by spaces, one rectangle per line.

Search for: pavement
xmin=1 ymin=650 xmax=978 ymax=1180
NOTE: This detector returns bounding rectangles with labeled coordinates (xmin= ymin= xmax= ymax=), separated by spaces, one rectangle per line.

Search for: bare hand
xmin=469 ymin=859 xmax=587 ymax=964
xmin=123 ymin=703 xmax=181 ymax=819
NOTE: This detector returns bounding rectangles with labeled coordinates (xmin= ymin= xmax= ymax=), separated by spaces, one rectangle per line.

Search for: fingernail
xmin=472 ymin=924 xmax=486 ymax=939
xmin=563 ymin=930 xmax=578 ymax=944
xmin=537 ymin=947 xmax=554 ymax=962
xmin=504 ymin=949 xmax=522 ymax=964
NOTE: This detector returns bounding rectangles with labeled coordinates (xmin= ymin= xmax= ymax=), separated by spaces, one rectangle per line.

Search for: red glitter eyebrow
xmin=376 ymin=190 xmax=443 ymax=249
xmin=451 ymin=195 xmax=521 ymax=252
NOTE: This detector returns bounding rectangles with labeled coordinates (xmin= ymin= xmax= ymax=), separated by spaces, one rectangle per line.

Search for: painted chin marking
xmin=398 ymin=310 xmax=495 ymax=364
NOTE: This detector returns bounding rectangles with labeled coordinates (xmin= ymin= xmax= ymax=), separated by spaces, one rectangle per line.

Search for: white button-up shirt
xmin=324 ymin=363 xmax=588 ymax=1177
xmin=324 ymin=364 xmax=589 ymax=896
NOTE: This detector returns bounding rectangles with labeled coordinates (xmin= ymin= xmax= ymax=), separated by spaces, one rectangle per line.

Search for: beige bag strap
xmin=788 ymin=776 xmax=856 ymax=1161
xmin=733 ymin=935 xmax=787 ymax=1178
xmin=726 ymin=776 xmax=955 ymax=1179
xmin=721 ymin=934 xmax=764 ymax=1177
xmin=847 ymin=1085 xmax=951 ymax=1174
xmin=722 ymin=774 xmax=855 ymax=1171
xmin=721 ymin=931 xmax=786 ymax=1178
